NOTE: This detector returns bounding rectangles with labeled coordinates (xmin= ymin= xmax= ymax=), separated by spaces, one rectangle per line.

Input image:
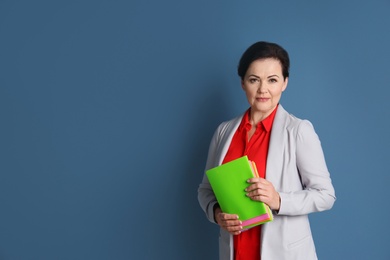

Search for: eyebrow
xmin=247 ymin=74 xmax=280 ymax=78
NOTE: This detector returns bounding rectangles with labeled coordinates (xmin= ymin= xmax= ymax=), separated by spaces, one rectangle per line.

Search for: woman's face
xmin=241 ymin=58 xmax=288 ymax=118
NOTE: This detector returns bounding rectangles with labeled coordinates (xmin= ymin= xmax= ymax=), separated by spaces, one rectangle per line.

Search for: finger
xmin=250 ymin=195 xmax=271 ymax=205
xmin=249 ymin=190 xmax=272 ymax=199
xmin=246 ymin=177 xmax=262 ymax=183
xmin=219 ymin=213 xmax=240 ymax=221
xmin=245 ymin=183 xmax=262 ymax=192
xmin=221 ymin=219 xmax=242 ymax=227
xmin=223 ymin=222 xmax=243 ymax=234
xmin=246 ymin=185 xmax=269 ymax=196
xmin=245 ymin=179 xmax=270 ymax=191
xmin=226 ymin=225 xmax=243 ymax=234
xmin=218 ymin=217 xmax=243 ymax=232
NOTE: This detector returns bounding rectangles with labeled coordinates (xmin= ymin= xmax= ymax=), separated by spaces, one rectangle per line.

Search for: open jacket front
xmin=198 ymin=105 xmax=336 ymax=260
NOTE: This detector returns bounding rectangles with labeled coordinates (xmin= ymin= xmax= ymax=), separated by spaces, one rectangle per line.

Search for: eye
xmin=269 ymin=78 xmax=278 ymax=83
xmin=249 ymin=78 xmax=259 ymax=83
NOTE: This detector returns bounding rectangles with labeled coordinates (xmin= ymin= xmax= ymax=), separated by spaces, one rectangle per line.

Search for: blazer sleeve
xmin=197 ymin=125 xmax=221 ymax=224
xmin=277 ymin=120 xmax=336 ymax=215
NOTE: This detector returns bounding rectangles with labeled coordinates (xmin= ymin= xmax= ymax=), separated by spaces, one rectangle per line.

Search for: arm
xmin=197 ymin=126 xmax=220 ymax=223
xmin=197 ymin=123 xmax=243 ymax=234
xmin=277 ymin=120 xmax=336 ymax=215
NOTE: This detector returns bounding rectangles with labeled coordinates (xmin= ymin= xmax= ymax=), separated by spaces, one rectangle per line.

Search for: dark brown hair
xmin=237 ymin=41 xmax=290 ymax=80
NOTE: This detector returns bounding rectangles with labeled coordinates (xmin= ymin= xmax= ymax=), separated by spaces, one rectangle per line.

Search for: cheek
xmin=247 ymin=91 xmax=257 ymax=100
xmin=245 ymin=86 xmax=256 ymax=96
xmin=272 ymin=87 xmax=284 ymax=97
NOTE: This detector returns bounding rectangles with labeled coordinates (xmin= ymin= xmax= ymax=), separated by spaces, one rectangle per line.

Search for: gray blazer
xmin=198 ymin=105 xmax=336 ymax=260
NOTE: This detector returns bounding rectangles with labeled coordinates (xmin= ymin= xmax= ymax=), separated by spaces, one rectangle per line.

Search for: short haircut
xmin=237 ymin=41 xmax=290 ymax=80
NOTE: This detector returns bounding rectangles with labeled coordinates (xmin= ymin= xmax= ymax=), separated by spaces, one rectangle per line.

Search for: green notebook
xmin=206 ymin=156 xmax=273 ymax=229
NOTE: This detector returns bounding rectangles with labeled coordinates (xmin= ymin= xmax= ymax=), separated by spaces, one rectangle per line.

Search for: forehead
xmin=246 ymin=58 xmax=283 ymax=76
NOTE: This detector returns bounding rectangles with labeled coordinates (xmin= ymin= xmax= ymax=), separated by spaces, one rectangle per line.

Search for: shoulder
xmin=277 ymin=105 xmax=316 ymax=135
xmin=215 ymin=114 xmax=243 ymax=135
xmin=209 ymin=113 xmax=244 ymax=148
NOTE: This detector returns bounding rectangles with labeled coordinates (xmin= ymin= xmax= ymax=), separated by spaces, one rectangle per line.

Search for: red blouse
xmin=222 ymin=105 xmax=278 ymax=260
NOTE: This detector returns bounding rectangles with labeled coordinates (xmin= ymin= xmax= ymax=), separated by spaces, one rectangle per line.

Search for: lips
xmin=256 ymin=97 xmax=269 ymax=102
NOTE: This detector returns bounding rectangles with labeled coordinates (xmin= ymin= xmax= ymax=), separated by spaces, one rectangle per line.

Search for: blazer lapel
xmin=266 ymin=105 xmax=288 ymax=187
xmin=217 ymin=115 xmax=242 ymax=166
xmin=216 ymin=105 xmax=289 ymax=179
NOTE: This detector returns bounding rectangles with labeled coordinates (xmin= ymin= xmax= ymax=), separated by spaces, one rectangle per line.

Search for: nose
xmin=257 ymin=82 xmax=267 ymax=93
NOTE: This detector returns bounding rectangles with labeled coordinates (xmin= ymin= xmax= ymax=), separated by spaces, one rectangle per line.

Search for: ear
xmin=282 ymin=77 xmax=288 ymax=92
xmin=241 ymin=79 xmax=245 ymax=90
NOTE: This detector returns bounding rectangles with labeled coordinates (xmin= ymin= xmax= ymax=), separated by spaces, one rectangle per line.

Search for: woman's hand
xmin=214 ymin=206 xmax=243 ymax=235
xmin=245 ymin=178 xmax=280 ymax=211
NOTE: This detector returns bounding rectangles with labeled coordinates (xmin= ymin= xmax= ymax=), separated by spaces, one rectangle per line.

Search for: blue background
xmin=1 ymin=0 xmax=389 ymax=259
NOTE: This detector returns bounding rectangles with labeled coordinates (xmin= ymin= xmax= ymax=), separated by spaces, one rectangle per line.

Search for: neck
xmin=249 ymin=105 xmax=277 ymax=125
xmin=249 ymin=111 xmax=270 ymax=126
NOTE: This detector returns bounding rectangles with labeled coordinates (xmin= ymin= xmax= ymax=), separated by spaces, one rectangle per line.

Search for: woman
xmin=198 ymin=41 xmax=335 ymax=260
